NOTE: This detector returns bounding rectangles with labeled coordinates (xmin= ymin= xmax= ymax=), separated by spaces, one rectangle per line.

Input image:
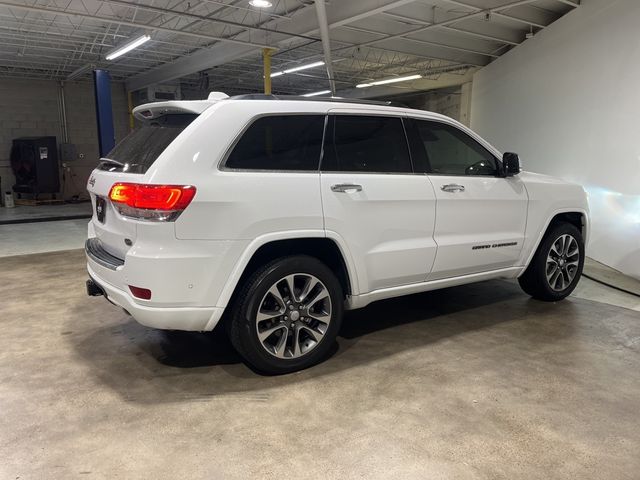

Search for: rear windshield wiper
xmin=100 ymin=157 xmax=125 ymax=166
xmin=98 ymin=158 xmax=147 ymax=174
xmin=98 ymin=158 xmax=128 ymax=172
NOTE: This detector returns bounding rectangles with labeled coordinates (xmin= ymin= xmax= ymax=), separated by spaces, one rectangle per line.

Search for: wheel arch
xmin=549 ymin=211 xmax=587 ymax=238
xmin=216 ymin=232 xmax=357 ymax=309
xmin=522 ymin=208 xmax=589 ymax=271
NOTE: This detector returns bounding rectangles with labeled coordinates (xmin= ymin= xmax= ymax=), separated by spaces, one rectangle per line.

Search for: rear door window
xmin=225 ymin=115 xmax=325 ymax=171
xmin=321 ymin=115 xmax=412 ymax=173
xmin=99 ymin=114 xmax=198 ymax=174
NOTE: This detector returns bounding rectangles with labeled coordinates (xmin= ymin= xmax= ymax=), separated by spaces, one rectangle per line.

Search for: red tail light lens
xmin=109 ymin=183 xmax=196 ymax=210
xmin=108 ymin=183 xmax=196 ymax=221
xmin=129 ymin=285 xmax=152 ymax=300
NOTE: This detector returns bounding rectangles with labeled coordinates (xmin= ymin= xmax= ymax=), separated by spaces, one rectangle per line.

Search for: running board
xmin=345 ymin=267 xmax=523 ymax=310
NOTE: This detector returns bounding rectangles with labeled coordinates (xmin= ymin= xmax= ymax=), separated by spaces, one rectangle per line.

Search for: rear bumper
xmin=87 ymin=262 xmax=224 ymax=332
xmin=84 ymin=226 xmax=247 ymax=331
xmin=86 ymin=238 xmax=124 ymax=270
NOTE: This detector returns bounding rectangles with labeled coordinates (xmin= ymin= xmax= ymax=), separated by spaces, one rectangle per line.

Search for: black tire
xmin=228 ymin=255 xmax=343 ymax=375
xmin=518 ymin=221 xmax=585 ymax=301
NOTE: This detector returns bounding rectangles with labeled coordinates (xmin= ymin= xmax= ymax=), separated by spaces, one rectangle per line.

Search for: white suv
xmin=86 ymin=93 xmax=589 ymax=374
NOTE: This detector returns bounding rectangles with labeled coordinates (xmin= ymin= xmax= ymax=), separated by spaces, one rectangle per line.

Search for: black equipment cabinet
xmin=10 ymin=136 xmax=60 ymax=196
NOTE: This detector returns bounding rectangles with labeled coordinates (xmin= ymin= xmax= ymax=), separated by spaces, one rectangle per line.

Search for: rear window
xmin=225 ymin=115 xmax=325 ymax=171
xmin=98 ymin=114 xmax=198 ymax=174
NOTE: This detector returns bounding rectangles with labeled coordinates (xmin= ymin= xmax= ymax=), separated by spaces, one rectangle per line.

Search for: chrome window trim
xmin=217 ymin=110 xmax=502 ymax=178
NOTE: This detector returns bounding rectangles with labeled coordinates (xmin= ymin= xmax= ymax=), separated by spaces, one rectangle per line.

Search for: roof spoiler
xmin=132 ymin=92 xmax=229 ymax=121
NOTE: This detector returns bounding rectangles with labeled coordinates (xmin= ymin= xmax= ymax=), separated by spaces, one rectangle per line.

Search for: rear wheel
xmin=228 ymin=255 xmax=343 ymax=374
xmin=518 ymin=222 xmax=585 ymax=301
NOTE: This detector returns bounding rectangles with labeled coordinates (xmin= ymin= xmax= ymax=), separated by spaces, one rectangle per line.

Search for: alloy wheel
xmin=255 ymin=273 xmax=332 ymax=359
xmin=545 ymin=234 xmax=580 ymax=291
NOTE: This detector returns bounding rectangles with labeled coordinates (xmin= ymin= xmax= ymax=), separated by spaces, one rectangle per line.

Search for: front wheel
xmin=228 ymin=255 xmax=343 ymax=374
xmin=518 ymin=222 xmax=585 ymax=301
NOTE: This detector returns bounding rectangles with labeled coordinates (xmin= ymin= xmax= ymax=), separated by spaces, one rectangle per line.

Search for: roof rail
xmin=227 ymin=94 xmax=407 ymax=108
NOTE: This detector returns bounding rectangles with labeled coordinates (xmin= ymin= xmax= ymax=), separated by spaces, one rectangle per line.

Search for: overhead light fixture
xmin=66 ymin=63 xmax=94 ymax=81
xmin=105 ymin=34 xmax=151 ymax=61
xmin=302 ymin=90 xmax=331 ymax=97
xmin=249 ymin=0 xmax=272 ymax=7
xmin=356 ymin=74 xmax=422 ymax=88
xmin=271 ymin=61 xmax=325 ymax=78
xmin=283 ymin=61 xmax=324 ymax=74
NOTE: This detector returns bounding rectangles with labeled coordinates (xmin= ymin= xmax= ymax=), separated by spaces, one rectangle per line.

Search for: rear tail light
xmin=108 ymin=183 xmax=196 ymax=222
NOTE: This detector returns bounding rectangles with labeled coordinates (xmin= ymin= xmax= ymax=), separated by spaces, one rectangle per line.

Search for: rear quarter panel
xmin=143 ymin=100 xmax=330 ymax=241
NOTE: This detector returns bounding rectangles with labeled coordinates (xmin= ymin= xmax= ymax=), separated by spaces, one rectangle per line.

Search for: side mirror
xmin=502 ymin=152 xmax=521 ymax=177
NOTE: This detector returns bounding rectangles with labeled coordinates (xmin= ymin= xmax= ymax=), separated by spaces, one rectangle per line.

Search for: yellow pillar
xmin=127 ymin=91 xmax=134 ymax=131
xmin=262 ymin=48 xmax=276 ymax=95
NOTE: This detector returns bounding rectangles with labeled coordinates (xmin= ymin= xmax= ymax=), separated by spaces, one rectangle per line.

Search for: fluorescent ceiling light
xmin=249 ymin=0 xmax=272 ymax=7
xmin=66 ymin=63 xmax=94 ymax=81
xmin=302 ymin=90 xmax=331 ymax=97
xmin=105 ymin=34 xmax=151 ymax=61
xmin=283 ymin=61 xmax=324 ymax=74
xmin=271 ymin=61 xmax=325 ymax=77
xmin=356 ymin=74 xmax=422 ymax=88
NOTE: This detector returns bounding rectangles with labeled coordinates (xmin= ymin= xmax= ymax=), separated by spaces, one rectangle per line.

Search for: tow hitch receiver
xmin=86 ymin=278 xmax=105 ymax=297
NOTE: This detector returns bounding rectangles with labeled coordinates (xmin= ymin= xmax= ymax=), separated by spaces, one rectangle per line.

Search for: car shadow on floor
xmin=70 ymin=278 xmax=581 ymax=403
xmin=155 ymin=279 xmax=530 ymax=368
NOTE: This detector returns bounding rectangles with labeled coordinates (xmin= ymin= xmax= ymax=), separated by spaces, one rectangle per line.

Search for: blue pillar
xmin=93 ymin=69 xmax=115 ymax=157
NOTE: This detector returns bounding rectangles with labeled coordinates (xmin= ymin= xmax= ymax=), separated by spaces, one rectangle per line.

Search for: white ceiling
xmin=0 ymin=0 xmax=579 ymax=95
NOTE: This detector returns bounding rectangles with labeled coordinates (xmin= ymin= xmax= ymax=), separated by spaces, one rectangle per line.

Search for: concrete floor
xmin=0 ymin=202 xmax=92 ymax=225
xmin=573 ymin=273 xmax=640 ymax=312
xmin=1 ymin=249 xmax=639 ymax=480
xmin=0 ymin=219 xmax=88 ymax=257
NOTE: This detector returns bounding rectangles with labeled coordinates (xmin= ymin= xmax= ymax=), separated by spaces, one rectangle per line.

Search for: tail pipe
xmin=86 ymin=278 xmax=105 ymax=297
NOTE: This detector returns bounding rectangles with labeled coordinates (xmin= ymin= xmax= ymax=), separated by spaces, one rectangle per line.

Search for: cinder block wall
xmin=0 ymin=78 xmax=130 ymax=200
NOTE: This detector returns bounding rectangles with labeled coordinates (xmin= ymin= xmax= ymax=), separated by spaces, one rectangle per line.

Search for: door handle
xmin=441 ymin=184 xmax=465 ymax=193
xmin=331 ymin=183 xmax=363 ymax=193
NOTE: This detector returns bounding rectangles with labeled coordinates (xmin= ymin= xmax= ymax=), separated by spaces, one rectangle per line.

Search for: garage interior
xmin=1 ymin=0 xmax=639 ymax=478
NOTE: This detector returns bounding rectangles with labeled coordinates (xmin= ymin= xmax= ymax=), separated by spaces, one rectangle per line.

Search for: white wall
xmin=471 ymin=0 xmax=640 ymax=279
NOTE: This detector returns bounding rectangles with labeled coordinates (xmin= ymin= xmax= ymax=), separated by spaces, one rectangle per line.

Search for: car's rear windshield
xmin=98 ymin=113 xmax=198 ymax=174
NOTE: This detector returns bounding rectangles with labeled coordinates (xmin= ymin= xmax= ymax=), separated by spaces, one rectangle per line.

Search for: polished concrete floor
xmin=0 ymin=202 xmax=92 ymax=225
xmin=1 ymin=249 xmax=639 ymax=479
xmin=0 ymin=219 xmax=88 ymax=257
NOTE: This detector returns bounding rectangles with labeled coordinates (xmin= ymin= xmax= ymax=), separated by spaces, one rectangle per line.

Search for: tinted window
xmin=100 ymin=114 xmax=198 ymax=174
xmin=322 ymin=115 xmax=412 ymax=173
xmin=226 ymin=115 xmax=324 ymax=170
xmin=414 ymin=120 xmax=497 ymax=176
